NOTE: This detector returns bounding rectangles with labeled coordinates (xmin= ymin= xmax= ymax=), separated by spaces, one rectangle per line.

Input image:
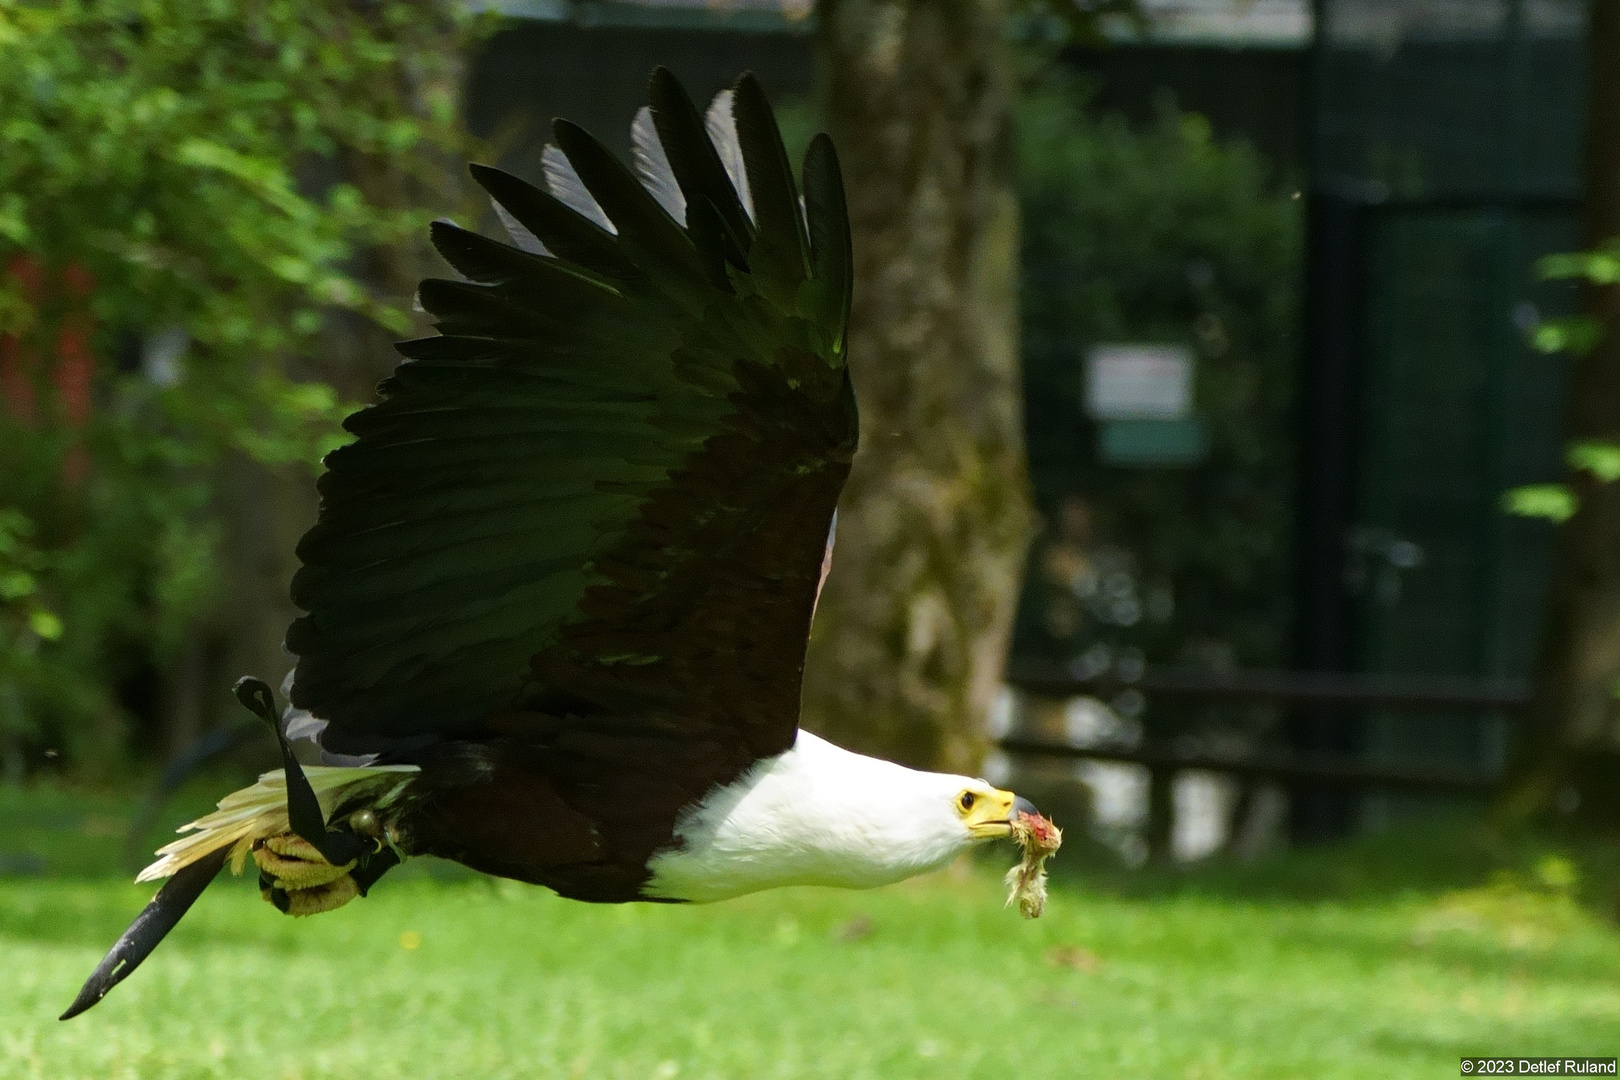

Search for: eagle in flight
xmin=63 ymin=69 xmax=1052 ymax=1020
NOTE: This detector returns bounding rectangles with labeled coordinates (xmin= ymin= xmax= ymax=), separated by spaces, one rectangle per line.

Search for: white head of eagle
xmin=645 ymin=730 xmax=1034 ymax=903
xmin=62 ymin=67 xmax=1054 ymax=1022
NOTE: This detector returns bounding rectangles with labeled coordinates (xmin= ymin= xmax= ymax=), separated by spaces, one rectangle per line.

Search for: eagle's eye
xmin=958 ymin=791 xmax=977 ymax=813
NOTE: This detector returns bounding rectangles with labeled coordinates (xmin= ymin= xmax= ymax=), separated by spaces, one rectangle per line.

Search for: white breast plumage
xmin=643 ymin=731 xmax=977 ymax=903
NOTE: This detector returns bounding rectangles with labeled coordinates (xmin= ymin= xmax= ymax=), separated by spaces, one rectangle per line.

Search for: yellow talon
xmin=253 ymin=833 xmax=356 ymax=891
xmin=263 ymin=874 xmax=359 ymax=917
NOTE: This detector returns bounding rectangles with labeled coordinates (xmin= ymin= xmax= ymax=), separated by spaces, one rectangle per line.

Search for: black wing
xmin=286 ymin=70 xmax=856 ymax=768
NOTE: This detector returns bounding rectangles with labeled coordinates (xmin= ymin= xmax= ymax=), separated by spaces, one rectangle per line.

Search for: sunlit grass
xmin=2 ymin=784 xmax=1618 ymax=1079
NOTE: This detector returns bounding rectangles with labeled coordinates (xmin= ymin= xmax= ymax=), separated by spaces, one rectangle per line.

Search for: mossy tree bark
xmin=802 ymin=0 xmax=1034 ymax=773
xmin=1510 ymin=0 xmax=1620 ymax=823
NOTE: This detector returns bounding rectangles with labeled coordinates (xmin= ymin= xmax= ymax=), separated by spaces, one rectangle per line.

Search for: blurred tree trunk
xmin=801 ymin=0 xmax=1034 ymax=774
xmin=1507 ymin=0 xmax=1620 ymax=822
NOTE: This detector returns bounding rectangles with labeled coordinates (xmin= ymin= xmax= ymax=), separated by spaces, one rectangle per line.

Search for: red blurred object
xmin=0 ymin=254 xmax=96 ymax=484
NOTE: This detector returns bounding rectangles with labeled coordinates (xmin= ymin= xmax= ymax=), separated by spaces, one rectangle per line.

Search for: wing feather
xmin=468 ymin=164 xmax=635 ymax=280
xmin=288 ymin=71 xmax=856 ymax=767
xmin=542 ymin=143 xmax=615 ymax=233
xmin=730 ymin=75 xmax=809 ymax=304
xmin=632 ymin=105 xmax=687 ymax=223
xmin=491 ymin=200 xmax=549 ymax=256
xmin=705 ymin=89 xmax=755 ymax=224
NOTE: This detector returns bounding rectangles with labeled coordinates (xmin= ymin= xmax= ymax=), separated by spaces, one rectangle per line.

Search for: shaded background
xmin=0 ymin=0 xmax=1606 ymax=866
xmin=4 ymin=3 xmax=1620 ymax=1076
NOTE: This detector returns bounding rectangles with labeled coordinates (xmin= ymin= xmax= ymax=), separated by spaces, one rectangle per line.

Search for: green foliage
xmin=1524 ymin=243 xmax=1615 ymax=360
xmin=0 ymin=0 xmax=478 ymax=773
xmin=0 ymin=510 xmax=66 ymax=753
xmin=1505 ymin=238 xmax=1620 ymax=525
xmin=1539 ymin=241 xmax=1620 ymax=286
xmin=1503 ymin=483 xmax=1578 ymax=524
xmin=1528 ymin=241 xmax=1620 ymax=368
xmin=1529 ymin=315 xmax=1603 ymax=357
xmin=1014 ymin=74 xmax=1303 ymax=687
xmin=0 ymin=511 xmax=60 ymax=641
xmin=1567 ymin=440 xmax=1620 ymax=483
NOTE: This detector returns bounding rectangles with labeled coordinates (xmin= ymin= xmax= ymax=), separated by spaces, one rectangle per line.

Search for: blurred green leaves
xmin=1538 ymin=241 xmax=1620 ymax=285
xmin=1565 ymin=440 xmax=1620 ymax=482
xmin=0 ymin=509 xmax=62 ymax=755
xmin=1502 ymin=483 xmax=1577 ymax=523
xmin=1504 ymin=238 xmax=1620 ymax=526
xmin=0 ymin=0 xmax=476 ymax=774
xmin=0 ymin=510 xmax=59 ymax=642
xmin=1528 ymin=316 xmax=1603 ymax=356
xmin=1502 ymin=443 xmax=1620 ymax=521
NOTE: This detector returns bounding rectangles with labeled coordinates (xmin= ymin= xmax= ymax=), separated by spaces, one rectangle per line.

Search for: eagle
xmin=62 ymin=69 xmax=1054 ymax=1021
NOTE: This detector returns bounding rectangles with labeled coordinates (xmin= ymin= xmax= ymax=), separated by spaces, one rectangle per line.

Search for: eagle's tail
xmin=59 ymin=847 xmax=227 ymax=1020
xmin=136 ymin=764 xmax=419 ymax=884
xmin=61 ymin=763 xmax=419 ymax=1021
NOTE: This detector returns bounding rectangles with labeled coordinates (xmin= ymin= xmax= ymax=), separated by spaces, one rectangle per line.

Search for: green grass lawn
xmin=2 ymin=780 xmax=1618 ymax=1079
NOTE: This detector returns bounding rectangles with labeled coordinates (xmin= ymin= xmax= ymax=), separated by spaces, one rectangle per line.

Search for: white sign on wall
xmin=1084 ymin=344 xmax=1195 ymax=420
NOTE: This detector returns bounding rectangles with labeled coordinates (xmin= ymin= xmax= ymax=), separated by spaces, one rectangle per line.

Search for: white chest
xmin=642 ymin=732 xmax=969 ymax=903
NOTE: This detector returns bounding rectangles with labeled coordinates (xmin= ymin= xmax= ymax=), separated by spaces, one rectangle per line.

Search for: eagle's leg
xmin=252 ymin=805 xmax=405 ymax=917
xmin=254 ymin=834 xmax=359 ymax=916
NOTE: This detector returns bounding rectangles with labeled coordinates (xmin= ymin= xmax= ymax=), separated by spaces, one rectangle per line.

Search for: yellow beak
xmin=964 ymin=788 xmax=1021 ymax=839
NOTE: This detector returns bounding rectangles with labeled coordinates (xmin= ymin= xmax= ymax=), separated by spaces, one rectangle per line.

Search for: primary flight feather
xmin=63 ymin=69 xmax=1053 ymax=1021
